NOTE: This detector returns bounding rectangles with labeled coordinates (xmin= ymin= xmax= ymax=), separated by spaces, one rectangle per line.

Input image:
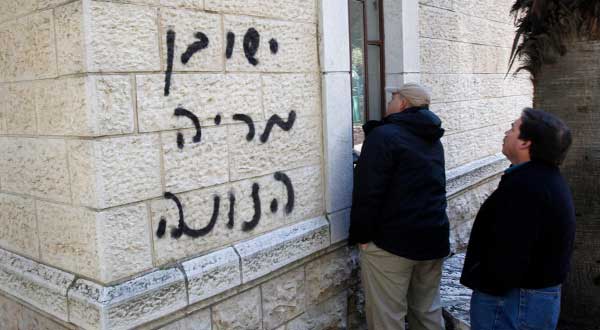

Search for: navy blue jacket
xmin=349 ymin=107 xmax=450 ymax=260
xmin=460 ymin=161 xmax=576 ymax=296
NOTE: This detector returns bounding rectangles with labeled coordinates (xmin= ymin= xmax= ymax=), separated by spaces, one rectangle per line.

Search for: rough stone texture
xmin=55 ymin=1 xmax=85 ymax=75
xmin=182 ymin=247 xmax=241 ymax=304
xmin=0 ymin=194 xmax=39 ymax=259
xmin=305 ymin=246 xmax=355 ymax=305
xmin=447 ymin=178 xmax=500 ymax=252
xmin=159 ymin=9 xmax=222 ymax=72
xmin=421 ymin=38 xmax=511 ymax=74
xmin=286 ymin=291 xmax=348 ymax=330
xmin=441 ymin=253 xmax=471 ymax=329
xmin=162 ymin=126 xmax=229 ymax=194
xmin=234 ymin=216 xmax=330 ymax=283
xmin=421 ymin=0 xmax=515 ymax=24
xmin=223 ymin=15 xmax=318 ymax=73
xmin=261 ymin=267 xmax=306 ymax=330
xmin=446 ymin=153 xmax=507 ymax=196
xmin=37 ymin=201 xmax=153 ymax=283
xmin=442 ymin=123 xmax=506 ymax=169
xmin=68 ymin=135 xmax=162 ymax=209
xmin=87 ymin=1 xmax=160 ymax=72
xmin=228 ymin=116 xmax=322 ymax=180
xmin=136 ymin=73 xmax=262 ymax=132
xmin=68 ymin=268 xmax=187 ymax=330
xmin=89 ymin=75 xmax=136 ymax=135
xmin=158 ymin=309 xmax=211 ymax=330
xmin=212 ymin=288 xmax=262 ymax=330
xmin=281 ymin=165 xmax=324 ymax=223
xmin=206 ymin=0 xmax=316 ymax=23
xmin=0 ymin=294 xmax=71 ymax=330
xmin=2 ymin=82 xmax=36 ymax=134
xmin=0 ymin=248 xmax=75 ymax=321
xmin=150 ymin=173 xmax=283 ymax=265
xmin=0 ymin=138 xmax=71 ymax=203
xmin=262 ymin=73 xmax=321 ymax=118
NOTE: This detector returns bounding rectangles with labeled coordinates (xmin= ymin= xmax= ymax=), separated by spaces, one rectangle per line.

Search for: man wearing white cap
xmin=350 ymin=83 xmax=449 ymax=330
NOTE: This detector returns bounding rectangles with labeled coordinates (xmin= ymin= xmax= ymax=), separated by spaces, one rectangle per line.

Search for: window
xmin=349 ymin=0 xmax=385 ymax=147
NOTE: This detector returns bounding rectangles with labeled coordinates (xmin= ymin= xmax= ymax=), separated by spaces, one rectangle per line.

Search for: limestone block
xmin=0 ymin=193 xmax=39 ymax=259
xmin=39 ymin=0 xmax=75 ymax=10
xmin=228 ymin=115 xmax=322 ymax=180
xmin=68 ymin=268 xmax=187 ymax=330
xmin=68 ymin=135 xmax=162 ymax=209
xmin=0 ymin=291 xmax=19 ymax=330
xmin=17 ymin=306 xmax=71 ymax=330
xmin=441 ymin=253 xmax=471 ymax=327
xmin=158 ymin=309 xmax=211 ymax=330
xmin=281 ymin=165 xmax=324 ymax=223
xmin=0 ymin=21 xmax=17 ymax=82
xmin=211 ymin=288 xmax=261 ymax=330
xmin=3 ymin=81 xmax=36 ymax=134
xmin=150 ymin=174 xmax=283 ymax=265
xmin=446 ymin=153 xmax=507 ymax=196
xmin=0 ymin=248 xmax=75 ymax=321
xmin=182 ymin=247 xmax=241 ymax=304
xmin=261 ymin=267 xmax=305 ymax=330
xmin=286 ymin=291 xmax=348 ymax=330
xmin=162 ymin=126 xmax=229 ymax=194
xmin=223 ymin=15 xmax=318 ymax=73
xmin=420 ymin=38 xmax=512 ymax=74
xmin=0 ymin=138 xmax=71 ymax=203
xmin=88 ymin=75 xmax=135 ymax=135
xmin=206 ymin=0 xmax=316 ymax=23
xmin=159 ymin=9 xmax=222 ymax=72
xmin=19 ymin=10 xmax=57 ymax=81
xmin=319 ymin=0 xmax=350 ymax=72
xmin=419 ymin=0 xmax=453 ymax=10
xmin=234 ymin=216 xmax=330 ymax=283
xmin=305 ymin=247 xmax=354 ymax=305
xmin=262 ymin=73 xmax=320 ymax=118
xmin=55 ymin=1 xmax=85 ymax=75
xmin=136 ymin=73 xmax=262 ymax=132
xmin=37 ymin=201 xmax=154 ymax=283
xmin=328 ymin=208 xmax=350 ymax=244
xmin=87 ymin=1 xmax=160 ymax=72
xmin=442 ymin=123 xmax=506 ymax=169
xmin=453 ymin=0 xmax=514 ymax=24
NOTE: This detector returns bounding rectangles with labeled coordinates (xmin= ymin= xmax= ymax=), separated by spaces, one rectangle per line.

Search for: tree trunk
xmin=535 ymin=40 xmax=600 ymax=328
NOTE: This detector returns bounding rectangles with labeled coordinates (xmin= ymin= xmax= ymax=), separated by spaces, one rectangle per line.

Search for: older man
xmin=350 ymin=83 xmax=449 ymax=330
xmin=461 ymin=108 xmax=575 ymax=330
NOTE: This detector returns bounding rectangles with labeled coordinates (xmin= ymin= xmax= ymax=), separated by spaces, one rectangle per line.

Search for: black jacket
xmin=349 ymin=107 xmax=450 ymax=260
xmin=460 ymin=161 xmax=576 ymax=296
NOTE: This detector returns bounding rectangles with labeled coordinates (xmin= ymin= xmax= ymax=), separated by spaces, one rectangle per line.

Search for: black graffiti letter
xmin=227 ymin=192 xmax=235 ymax=229
xmin=274 ymin=172 xmax=294 ymax=214
xmin=260 ymin=111 xmax=296 ymax=143
xmin=165 ymin=192 xmax=220 ymax=239
xmin=226 ymin=32 xmax=235 ymax=59
xmin=242 ymin=183 xmax=261 ymax=232
xmin=269 ymin=38 xmax=278 ymax=54
xmin=243 ymin=28 xmax=260 ymax=66
xmin=174 ymin=107 xmax=202 ymax=148
xmin=164 ymin=30 xmax=176 ymax=96
xmin=181 ymin=32 xmax=209 ymax=64
xmin=232 ymin=114 xmax=255 ymax=141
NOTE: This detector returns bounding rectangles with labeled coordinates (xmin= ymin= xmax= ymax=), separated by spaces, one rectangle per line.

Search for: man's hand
xmin=359 ymin=243 xmax=369 ymax=251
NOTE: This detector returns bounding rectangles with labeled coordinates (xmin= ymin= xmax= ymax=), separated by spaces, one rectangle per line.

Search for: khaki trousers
xmin=360 ymin=243 xmax=445 ymax=330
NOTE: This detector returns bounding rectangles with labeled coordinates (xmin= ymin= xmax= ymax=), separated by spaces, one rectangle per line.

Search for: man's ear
xmin=519 ymin=139 xmax=532 ymax=150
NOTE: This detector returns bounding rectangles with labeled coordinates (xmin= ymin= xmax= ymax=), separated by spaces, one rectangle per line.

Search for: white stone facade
xmin=0 ymin=0 xmax=530 ymax=329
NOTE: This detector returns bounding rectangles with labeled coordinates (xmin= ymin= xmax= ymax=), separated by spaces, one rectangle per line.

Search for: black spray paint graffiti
xmin=157 ymin=172 xmax=295 ymax=239
xmin=164 ymin=28 xmax=279 ymax=96
xmin=174 ymin=107 xmax=201 ymax=149
xmin=232 ymin=114 xmax=255 ymax=141
xmin=231 ymin=111 xmax=296 ymax=143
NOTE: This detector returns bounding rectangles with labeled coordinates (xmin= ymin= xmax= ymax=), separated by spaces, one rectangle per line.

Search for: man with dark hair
xmin=461 ymin=108 xmax=575 ymax=330
xmin=350 ymin=83 xmax=449 ymax=330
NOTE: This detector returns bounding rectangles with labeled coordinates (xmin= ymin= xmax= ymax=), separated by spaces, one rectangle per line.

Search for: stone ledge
xmin=441 ymin=253 xmax=471 ymax=330
xmin=0 ymin=249 xmax=75 ymax=321
xmin=234 ymin=216 xmax=330 ymax=283
xmin=446 ymin=153 xmax=507 ymax=197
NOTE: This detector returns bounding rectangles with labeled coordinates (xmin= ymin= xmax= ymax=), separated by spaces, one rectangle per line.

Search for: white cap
xmin=385 ymin=83 xmax=432 ymax=107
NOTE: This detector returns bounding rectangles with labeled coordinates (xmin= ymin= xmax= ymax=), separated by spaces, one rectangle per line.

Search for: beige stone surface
xmin=262 ymin=73 xmax=321 ymax=118
xmin=55 ymin=1 xmax=85 ymax=75
xmin=136 ymin=73 xmax=263 ymax=132
xmin=223 ymin=15 xmax=318 ymax=73
xmin=286 ymin=291 xmax=348 ymax=330
xmin=421 ymin=38 xmax=511 ymax=74
xmin=305 ymin=247 xmax=354 ymax=305
xmin=0 ymin=294 xmax=71 ymax=330
xmin=0 ymin=138 xmax=71 ymax=203
xmin=68 ymin=135 xmax=162 ymax=209
xmin=281 ymin=165 xmax=324 ymax=223
xmin=228 ymin=115 xmax=322 ymax=180
xmin=212 ymin=288 xmax=261 ymax=330
xmin=162 ymin=126 xmax=229 ymax=194
xmin=442 ymin=123 xmax=507 ymax=169
xmin=88 ymin=75 xmax=135 ymax=135
xmin=3 ymin=82 xmax=36 ymax=134
xmin=160 ymin=8 xmax=222 ymax=72
xmin=0 ymin=249 xmax=75 ymax=321
xmin=158 ymin=309 xmax=211 ymax=330
xmin=262 ymin=267 xmax=306 ymax=330
xmin=88 ymin=1 xmax=160 ymax=72
xmin=206 ymin=0 xmax=316 ymax=23
xmin=0 ymin=194 xmax=39 ymax=259
xmin=36 ymin=77 xmax=90 ymax=136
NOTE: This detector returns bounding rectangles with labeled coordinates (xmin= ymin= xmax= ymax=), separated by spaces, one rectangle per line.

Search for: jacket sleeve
xmin=349 ymin=132 xmax=395 ymax=244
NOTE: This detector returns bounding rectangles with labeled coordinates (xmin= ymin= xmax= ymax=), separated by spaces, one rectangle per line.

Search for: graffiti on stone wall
xmin=156 ymin=26 xmax=297 ymax=240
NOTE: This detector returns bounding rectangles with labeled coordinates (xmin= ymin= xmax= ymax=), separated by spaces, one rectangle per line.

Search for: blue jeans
xmin=470 ymin=286 xmax=561 ymax=330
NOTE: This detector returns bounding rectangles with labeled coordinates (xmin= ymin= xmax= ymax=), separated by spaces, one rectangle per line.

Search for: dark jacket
xmin=460 ymin=161 xmax=576 ymax=296
xmin=349 ymin=107 xmax=450 ymax=261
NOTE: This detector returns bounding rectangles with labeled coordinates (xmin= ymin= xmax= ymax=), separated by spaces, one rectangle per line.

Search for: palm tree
xmin=508 ymin=1 xmax=600 ymax=328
